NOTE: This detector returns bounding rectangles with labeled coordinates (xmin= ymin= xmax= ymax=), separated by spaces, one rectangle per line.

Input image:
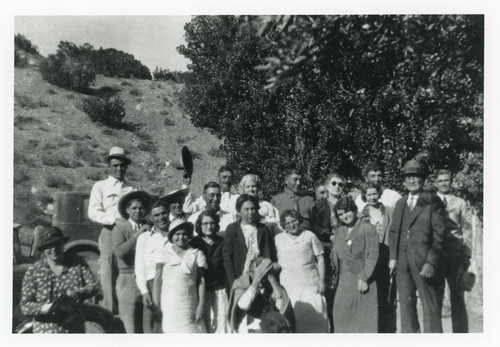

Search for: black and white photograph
xmin=4 ymin=0 xmax=499 ymax=345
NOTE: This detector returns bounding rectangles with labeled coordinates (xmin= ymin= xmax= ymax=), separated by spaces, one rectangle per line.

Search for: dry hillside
xmin=14 ymin=62 xmax=225 ymax=227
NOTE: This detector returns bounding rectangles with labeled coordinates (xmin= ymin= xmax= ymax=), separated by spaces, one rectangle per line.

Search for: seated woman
xmin=112 ymin=190 xmax=151 ymax=333
xmin=20 ymin=227 xmax=99 ymax=333
xmin=228 ymin=257 xmax=294 ymax=333
xmin=332 ymin=197 xmax=379 ymax=333
xmin=358 ymin=182 xmax=395 ymax=333
xmin=237 ymin=174 xmax=280 ymax=224
xmin=153 ymin=219 xmax=207 ymax=333
xmin=189 ymin=210 xmax=229 ymax=333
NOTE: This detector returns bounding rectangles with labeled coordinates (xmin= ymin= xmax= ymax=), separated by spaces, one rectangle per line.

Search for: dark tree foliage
xmin=14 ymin=34 xmax=39 ymax=55
xmin=92 ymin=48 xmax=151 ymax=80
xmin=180 ymin=15 xmax=483 ymax=211
xmin=153 ymin=67 xmax=191 ymax=83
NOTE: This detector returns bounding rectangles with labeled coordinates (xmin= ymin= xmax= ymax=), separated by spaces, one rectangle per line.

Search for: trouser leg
xmin=444 ymin=258 xmax=469 ymax=333
xmin=116 ymin=273 xmax=143 ymax=333
xmin=408 ymin=258 xmax=443 ymax=333
xmin=396 ymin=253 xmax=420 ymax=333
xmin=376 ymin=245 xmax=396 ymax=333
xmin=98 ymin=227 xmax=118 ymax=314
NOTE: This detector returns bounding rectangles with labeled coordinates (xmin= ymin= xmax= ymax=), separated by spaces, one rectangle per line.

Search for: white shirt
xmin=88 ymin=176 xmax=135 ymax=225
xmin=134 ymin=226 xmax=169 ymax=295
xmin=182 ymin=189 xmax=239 ymax=217
xmin=355 ymin=187 xmax=402 ymax=211
xmin=188 ymin=209 xmax=236 ymax=234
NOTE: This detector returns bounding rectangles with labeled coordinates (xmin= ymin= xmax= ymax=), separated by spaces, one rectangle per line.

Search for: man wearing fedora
xmin=388 ymin=160 xmax=446 ymax=333
xmin=88 ymin=146 xmax=136 ymax=313
xmin=434 ymin=169 xmax=472 ymax=333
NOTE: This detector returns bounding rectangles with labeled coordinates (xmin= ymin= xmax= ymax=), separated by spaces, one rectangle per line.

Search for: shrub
xmin=59 ymin=158 xmax=84 ymax=169
xmin=137 ymin=141 xmax=157 ymax=153
xmin=43 ymin=142 xmax=57 ymax=150
xmin=27 ymin=140 xmax=39 ymax=149
xmin=164 ymin=117 xmax=175 ymax=126
xmin=45 ymin=175 xmax=73 ymax=190
xmin=207 ymin=146 xmax=225 ymax=158
xmin=74 ymin=144 xmax=102 ymax=164
xmin=14 ymin=115 xmax=40 ymax=128
xmin=160 ymin=110 xmax=169 ymax=115
xmin=48 ymin=89 xmax=57 ymax=95
xmin=15 ymin=34 xmax=39 ymax=55
xmin=82 ymin=96 xmax=126 ymax=127
xmin=176 ymin=136 xmax=188 ymax=144
xmin=191 ymin=150 xmax=202 ymax=160
xmin=120 ymin=80 xmax=132 ymax=86
xmin=41 ymin=153 xmax=64 ymax=167
xmin=163 ymin=96 xmax=173 ymax=106
xmin=14 ymin=165 xmax=31 ymax=185
xmin=14 ymin=49 xmax=29 ymax=67
xmin=126 ymin=167 xmax=142 ymax=182
xmin=65 ymin=133 xmax=84 ymax=141
xmin=170 ymin=159 xmax=182 ymax=170
xmin=130 ymin=89 xmax=142 ymax=97
xmin=67 ymin=94 xmax=75 ymax=99
xmin=15 ymin=95 xmax=46 ymax=109
xmin=84 ymin=168 xmax=103 ymax=181
xmin=101 ymin=128 xmax=116 ymax=136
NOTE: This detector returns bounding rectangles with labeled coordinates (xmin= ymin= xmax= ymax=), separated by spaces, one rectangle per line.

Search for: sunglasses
xmin=331 ymin=181 xmax=345 ymax=188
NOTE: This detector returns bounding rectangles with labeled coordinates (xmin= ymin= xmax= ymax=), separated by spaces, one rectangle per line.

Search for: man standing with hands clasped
xmin=88 ymin=147 xmax=136 ymax=314
xmin=388 ymin=160 xmax=446 ymax=333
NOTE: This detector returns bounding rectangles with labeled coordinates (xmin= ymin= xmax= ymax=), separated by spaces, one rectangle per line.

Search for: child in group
xmin=152 ymin=219 xmax=207 ymax=333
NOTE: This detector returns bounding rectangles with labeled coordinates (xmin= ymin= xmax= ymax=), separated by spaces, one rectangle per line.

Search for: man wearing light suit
xmin=434 ymin=169 xmax=472 ymax=333
xmin=388 ymin=160 xmax=446 ymax=333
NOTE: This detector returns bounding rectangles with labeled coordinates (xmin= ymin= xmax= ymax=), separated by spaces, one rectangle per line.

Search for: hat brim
xmin=168 ymin=221 xmax=194 ymax=242
xmin=104 ymin=154 xmax=132 ymax=165
xmin=118 ymin=191 xmax=151 ymax=219
xmin=181 ymin=146 xmax=193 ymax=178
xmin=37 ymin=236 xmax=69 ymax=251
xmin=160 ymin=188 xmax=189 ymax=206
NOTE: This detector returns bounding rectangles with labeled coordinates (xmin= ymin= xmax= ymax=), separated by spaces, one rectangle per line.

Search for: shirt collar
xmin=107 ymin=175 xmax=129 ymax=186
xmin=128 ymin=219 xmax=139 ymax=230
xmin=436 ymin=192 xmax=448 ymax=201
xmin=284 ymin=189 xmax=299 ymax=199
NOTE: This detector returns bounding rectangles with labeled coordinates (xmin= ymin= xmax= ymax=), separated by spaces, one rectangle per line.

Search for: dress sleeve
xmin=20 ymin=264 xmax=45 ymax=317
xmin=360 ymin=224 xmax=379 ymax=283
xmin=197 ymin=249 xmax=208 ymax=269
xmin=309 ymin=231 xmax=324 ymax=256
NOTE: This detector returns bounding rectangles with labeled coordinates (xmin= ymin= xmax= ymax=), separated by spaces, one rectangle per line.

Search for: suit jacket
xmin=388 ymin=191 xmax=446 ymax=270
xmin=439 ymin=194 xmax=472 ymax=258
xmin=311 ymin=198 xmax=333 ymax=242
xmin=223 ymin=222 xmax=276 ymax=289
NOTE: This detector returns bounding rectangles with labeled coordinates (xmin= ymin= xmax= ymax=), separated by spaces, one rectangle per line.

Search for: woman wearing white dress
xmin=275 ymin=210 xmax=329 ymax=333
xmin=153 ymin=219 xmax=207 ymax=333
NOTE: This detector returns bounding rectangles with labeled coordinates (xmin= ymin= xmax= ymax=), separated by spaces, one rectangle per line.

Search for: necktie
xmin=408 ymin=196 xmax=415 ymax=211
xmin=442 ymin=196 xmax=447 ymax=207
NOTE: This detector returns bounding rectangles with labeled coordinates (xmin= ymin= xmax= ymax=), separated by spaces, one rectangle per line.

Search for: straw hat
xmin=167 ymin=219 xmax=194 ymax=242
xmin=103 ymin=146 xmax=132 ymax=165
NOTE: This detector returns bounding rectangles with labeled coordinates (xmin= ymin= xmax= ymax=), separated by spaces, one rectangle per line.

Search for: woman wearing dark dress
xmin=359 ymin=182 xmax=396 ymax=333
xmin=190 ymin=210 xmax=229 ymax=333
xmin=332 ymin=197 xmax=379 ymax=333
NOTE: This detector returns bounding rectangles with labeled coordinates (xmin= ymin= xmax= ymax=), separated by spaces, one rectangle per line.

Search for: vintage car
xmin=13 ymin=191 xmax=124 ymax=333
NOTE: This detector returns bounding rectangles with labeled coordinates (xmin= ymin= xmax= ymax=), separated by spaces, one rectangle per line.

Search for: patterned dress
xmin=20 ymin=254 xmax=99 ymax=333
xmin=275 ymin=230 xmax=329 ymax=333
xmin=158 ymin=244 xmax=207 ymax=333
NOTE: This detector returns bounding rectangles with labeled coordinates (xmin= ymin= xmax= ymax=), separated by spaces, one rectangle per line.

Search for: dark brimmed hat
xmin=160 ymin=188 xmax=189 ymax=206
xmin=118 ymin=190 xmax=151 ymax=219
xmin=401 ymin=160 xmax=426 ymax=177
xmin=167 ymin=219 xmax=194 ymax=242
xmin=104 ymin=147 xmax=132 ymax=165
xmin=459 ymin=271 xmax=476 ymax=292
xmin=37 ymin=226 xmax=69 ymax=251
xmin=181 ymin=146 xmax=193 ymax=178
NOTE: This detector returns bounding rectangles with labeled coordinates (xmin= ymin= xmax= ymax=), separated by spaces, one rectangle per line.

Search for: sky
xmin=15 ymin=16 xmax=192 ymax=72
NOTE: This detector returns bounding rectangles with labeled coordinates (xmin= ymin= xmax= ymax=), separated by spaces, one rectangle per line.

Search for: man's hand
xmin=251 ymin=258 xmax=273 ymax=288
xmin=388 ymin=259 xmax=397 ymax=276
xmin=134 ymin=224 xmax=151 ymax=238
xmin=420 ymin=263 xmax=435 ymax=279
xmin=142 ymin=293 xmax=153 ymax=307
xmin=357 ymin=279 xmax=368 ymax=293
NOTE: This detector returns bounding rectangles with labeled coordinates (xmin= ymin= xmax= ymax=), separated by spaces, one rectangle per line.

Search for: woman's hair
xmin=279 ymin=209 xmax=303 ymax=230
xmin=333 ymin=196 xmax=358 ymax=220
xmin=360 ymin=182 xmax=382 ymax=203
xmin=237 ymin=174 xmax=261 ymax=195
xmin=195 ymin=210 xmax=220 ymax=235
xmin=235 ymin=194 xmax=260 ymax=212
xmin=325 ymin=171 xmax=346 ymax=185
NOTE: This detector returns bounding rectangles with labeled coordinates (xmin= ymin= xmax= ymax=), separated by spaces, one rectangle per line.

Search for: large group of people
xmin=20 ymin=146 xmax=474 ymax=334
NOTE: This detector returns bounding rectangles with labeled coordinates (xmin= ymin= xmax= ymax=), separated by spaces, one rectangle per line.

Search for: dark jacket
xmin=388 ymin=191 xmax=446 ymax=270
xmin=189 ymin=235 xmax=226 ymax=291
xmin=222 ymin=222 xmax=276 ymax=290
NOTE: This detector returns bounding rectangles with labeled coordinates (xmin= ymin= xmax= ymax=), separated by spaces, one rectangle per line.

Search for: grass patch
xmin=14 ymin=115 xmax=40 ymax=128
xmin=207 ymin=146 xmax=225 ymax=158
xmin=160 ymin=110 xmax=169 ymax=115
xmin=84 ymin=168 xmax=103 ymax=181
xmin=137 ymin=141 xmax=157 ymax=153
xmin=15 ymin=95 xmax=48 ymax=109
xmin=14 ymin=165 xmax=31 ymax=186
xmin=176 ymin=136 xmax=189 ymax=144
xmin=126 ymin=167 xmax=142 ymax=182
xmin=27 ymin=139 xmax=39 ymax=149
xmin=38 ymin=124 xmax=50 ymax=132
xmin=101 ymin=128 xmax=116 ymax=136
xmin=170 ymin=159 xmax=182 ymax=170
xmin=45 ymin=175 xmax=73 ymax=190
xmin=130 ymin=89 xmax=142 ymax=97
xmin=67 ymin=94 xmax=75 ymax=99
xmin=163 ymin=96 xmax=173 ymax=106
xmin=73 ymin=144 xmax=102 ymax=164
xmin=136 ymin=98 xmax=143 ymax=102
xmin=56 ymin=140 xmax=71 ymax=147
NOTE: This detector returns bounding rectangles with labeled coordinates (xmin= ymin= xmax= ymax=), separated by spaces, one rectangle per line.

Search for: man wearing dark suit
xmin=388 ymin=160 xmax=446 ymax=333
xmin=434 ymin=169 xmax=472 ymax=333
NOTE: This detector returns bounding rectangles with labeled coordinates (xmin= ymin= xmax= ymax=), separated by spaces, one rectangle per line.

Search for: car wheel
xmin=85 ymin=320 xmax=106 ymax=333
